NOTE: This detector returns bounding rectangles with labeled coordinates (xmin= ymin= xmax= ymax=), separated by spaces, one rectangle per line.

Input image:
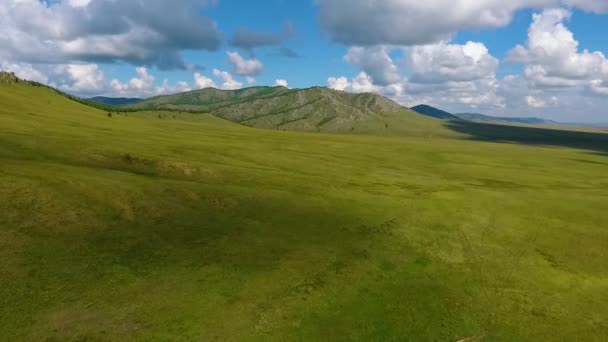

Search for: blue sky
xmin=2 ymin=0 xmax=608 ymax=122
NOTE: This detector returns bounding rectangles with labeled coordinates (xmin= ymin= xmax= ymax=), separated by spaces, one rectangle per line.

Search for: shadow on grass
xmin=446 ymin=120 xmax=608 ymax=156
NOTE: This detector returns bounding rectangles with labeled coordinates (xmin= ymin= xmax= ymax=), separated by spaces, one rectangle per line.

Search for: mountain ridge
xmin=122 ymin=86 xmax=438 ymax=133
xmin=88 ymin=96 xmax=143 ymax=106
xmin=411 ymin=102 xmax=567 ymax=127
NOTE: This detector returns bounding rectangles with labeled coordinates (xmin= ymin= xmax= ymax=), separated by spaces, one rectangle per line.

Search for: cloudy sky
xmin=2 ymin=0 xmax=608 ymax=122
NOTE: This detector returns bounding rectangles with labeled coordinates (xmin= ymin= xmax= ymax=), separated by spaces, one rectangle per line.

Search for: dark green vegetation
xmin=124 ymin=86 xmax=442 ymax=134
xmin=88 ymin=96 xmax=143 ymax=106
xmin=412 ymin=104 xmax=460 ymax=120
xmin=1 ymin=79 xmax=608 ymax=341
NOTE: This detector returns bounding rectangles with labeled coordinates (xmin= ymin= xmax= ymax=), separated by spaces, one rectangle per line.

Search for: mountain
xmin=455 ymin=113 xmax=559 ymax=125
xmin=411 ymin=105 xmax=460 ymax=120
xmin=88 ymin=96 xmax=143 ymax=106
xmin=123 ymin=86 xmax=443 ymax=134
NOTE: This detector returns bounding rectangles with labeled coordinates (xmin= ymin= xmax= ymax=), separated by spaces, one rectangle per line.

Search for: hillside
xmin=411 ymin=104 xmax=460 ymax=120
xmin=124 ymin=86 xmax=441 ymax=134
xmin=2 ymin=80 xmax=608 ymax=341
xmin=88 ymin=96 xmax=143 ymax=106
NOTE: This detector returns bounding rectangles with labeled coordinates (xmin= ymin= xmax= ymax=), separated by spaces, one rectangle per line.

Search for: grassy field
xmin=1 ymin=83 xmax=607 ymax=341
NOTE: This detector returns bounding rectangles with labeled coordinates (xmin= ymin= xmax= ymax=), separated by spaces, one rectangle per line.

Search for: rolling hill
xmin=2 ymin=75 xmax=608 ymax=340
xmin=411 ymin=104 xmax=460 ymax=120
xmin=123 ymin=86 xmax=443 ymax=135
xmin=88 ymin=96 xmax=143 ymax=106
xmin=411 ymin=104 xmax=564 ymax=126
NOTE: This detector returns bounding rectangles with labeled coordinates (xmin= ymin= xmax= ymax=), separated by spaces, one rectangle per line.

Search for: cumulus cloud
xmin=329 ymin=40 xmax=504 ymax=110
xmin=399 ymin=40 xmax=504 ymax=108
xmin=194 ymin=72 xmax=217 ymax=89
xmin=343 ymin=46 xmax=401 ymax=85
xmin=526 ymin=95 xmax=547 ymax=108
xmin=327 ymin=76 xmax=351 ymax=91
xmin=108 ymin=67 xmax=194 ymax=97
xmin=0 ymin=0 xmax=222 ymax=70
xmin=275 ymin=79 xmax=289 ymax=87
xmin=507 ymin=8 xmax=608 ymax=90
xmin=590 ymin=80 xmax=608 ymax=95
xmin=226 ymin=51 xmax=264 ymax=76
xmin=350 ymin=72 xmax=379 ymax=93
xmin=316 ymin=0 xmax=608 ymax=46
xmin=60 ymin=63 xmax=105 ymax=93
xmin=407 ymin=41 xmax=499 ymax=84
xmin=212 ymin=69 xmax=243 ymax=90
xmin=157 ymin=79 xmax=192 ymax=95
xmin=327 ymin=72 xmax=383 ymax=93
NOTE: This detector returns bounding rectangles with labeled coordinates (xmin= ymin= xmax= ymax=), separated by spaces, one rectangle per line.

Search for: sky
xmin=2 ymin=0 xmax=608 ymax=122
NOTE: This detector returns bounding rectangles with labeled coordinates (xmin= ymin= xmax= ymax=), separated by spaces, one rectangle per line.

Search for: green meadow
xmin=1 ymin=83 xmax=607 ymax=341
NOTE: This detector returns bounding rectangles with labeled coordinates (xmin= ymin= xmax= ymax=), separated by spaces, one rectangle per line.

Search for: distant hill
xmin=88 ymin=96 xmax=143 ymax=106
xmin=411 ymin=105 xmax=459 ymax=120
xmin=455 ymin=113 xmax=559 ymax=125
xmin=123 ymin=86 xmax=444 ymax=134
xmin=410 ymin=104 xmax=562 ymax=126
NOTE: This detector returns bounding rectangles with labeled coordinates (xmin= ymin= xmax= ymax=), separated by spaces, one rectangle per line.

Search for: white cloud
xmin=330 ymin=38 xmax=503 ymax=109
xmin=212 ymin=69 xmax=243 ymax=90
xmin=275 ymin=79 xmax=288 ymax=87
xmin=327 ymin=72 xmax=387 ymax=94
xmin=157 ymin=79 xmax=192 ymax=95
xmin=0 ymin=0 xmax=221 ymax=70
xmin=317 ymin=0 xmax=608 ymax=47
xmin=407 ymin=41 xmax=499 ymax=84
xmin=67 ymin=0 xmax=92 ymax=7
xmin=110 ymin=67 xmax=193 ymax=97
xmin=350 ymin=72 xmax=378 ymax=93
xmin=526 ymin=95 xmax=547 ymax=108
xmin=246 ymin=77 xmax=256 ymax=85
xmin=507 ymin=8 xmax=608 ymax=90
xmin=194 ymin=72 xmax=217 ymax=89
xmin=327 ymin=76 xmax=351 ymax=91
xmin=590 ymin=80 xmax=608 ymax=95
xmin=396 ymin=40 xmax=504 ymax=109
xmin=226 ymin=51 xmax=263 ymax=76
xmin=344 ymin=46 xmax=401 ymax=85
xmin=59 ymin=63 xmax=105 ymax=93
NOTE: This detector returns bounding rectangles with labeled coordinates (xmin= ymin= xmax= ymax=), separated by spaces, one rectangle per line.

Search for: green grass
xmin=1 ymin=83 xmax=607 ymax=341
